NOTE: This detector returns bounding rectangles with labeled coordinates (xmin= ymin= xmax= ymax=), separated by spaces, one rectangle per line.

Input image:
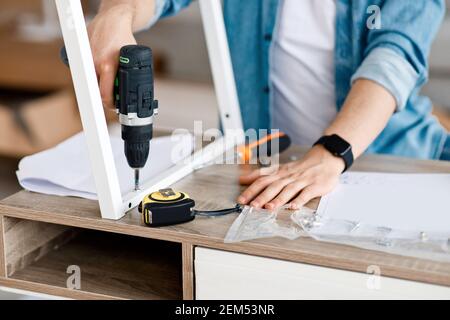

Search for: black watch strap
xmin=313 ymin=134 xmax=354 ymax=172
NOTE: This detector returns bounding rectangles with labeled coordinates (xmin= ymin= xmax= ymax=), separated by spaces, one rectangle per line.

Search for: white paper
xmin=317 ymin=172 xmax=450 ymax=234
xmin=16 ymin=132 xmax=194 ymax=200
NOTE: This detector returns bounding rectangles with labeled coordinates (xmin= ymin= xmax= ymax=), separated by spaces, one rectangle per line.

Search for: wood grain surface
xmin=0 ymin=216 xmax=5 ymax=278
xmin=0 ymin=277 xmax=121 ymax=300
xmin=8 ymin=230 xmax=183 ymax=300
xmin=1 ymin=146 xmax=450 ymax=289
xmin=4 ymin=217 xmax=76 ymax=276
xmin=182 ymin=243 xmax=195 ymax=300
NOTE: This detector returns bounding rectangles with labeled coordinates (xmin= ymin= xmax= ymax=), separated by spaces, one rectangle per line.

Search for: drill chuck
xmin=115 ymin=45 xmax=158 ymax=171
xmin=122 ymin=124 xmax=153 ymax=168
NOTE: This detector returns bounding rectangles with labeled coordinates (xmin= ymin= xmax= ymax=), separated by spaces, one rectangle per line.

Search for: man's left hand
xmin=237 ymin=145 xmax=345 ymax=210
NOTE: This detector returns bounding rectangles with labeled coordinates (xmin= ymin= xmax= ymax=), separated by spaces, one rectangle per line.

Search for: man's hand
xmin=237 ymin=79 xmax=397 ymax=211
xmin=88 ymin=5 xmax=136 ymax=109
xmin=238 ymin=145 xmax=344 ymax=210
xmin=88 ymin=1 xmax=156 ymax=109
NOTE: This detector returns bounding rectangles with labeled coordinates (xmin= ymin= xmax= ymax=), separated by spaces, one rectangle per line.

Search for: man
xmin=88 ymin=0 xmax=449 ymax=210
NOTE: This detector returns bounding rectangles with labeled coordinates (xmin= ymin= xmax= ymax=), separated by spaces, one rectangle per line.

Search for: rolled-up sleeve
xmin=351 ymin=0 xmax=445 ymax=112
xmin=147 ymin=0 xmax=192 ymax=28
xmin=147 ymin=0 xmax=169 ymax=27
xmin=351 ymin=47 xmax=419 ymax=111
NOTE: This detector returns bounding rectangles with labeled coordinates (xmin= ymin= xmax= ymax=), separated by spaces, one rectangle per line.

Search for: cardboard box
xmin=0 ymin=88 xmax=119 ymax=158
xmin=0 ymin=90 xmax=82 ymax=157
xmin=0 ymin=36 xmax=72 ymax=91
xmin=1 ymin=0 xmax=41 ymax=13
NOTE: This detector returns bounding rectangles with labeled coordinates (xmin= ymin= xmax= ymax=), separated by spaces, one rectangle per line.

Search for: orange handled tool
xmin=237 ymin=132 xmax=291 ymax=163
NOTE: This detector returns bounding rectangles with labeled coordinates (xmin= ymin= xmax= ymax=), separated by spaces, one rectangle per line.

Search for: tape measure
xmin=139 ymin=188 xmax=243 ymax=227
xmin=139 ymin=188 xmax=196 ymax=227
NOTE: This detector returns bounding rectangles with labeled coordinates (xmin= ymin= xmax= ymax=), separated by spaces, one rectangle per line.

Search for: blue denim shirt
xmin=154 ymin=0 xmax=447 ymax=159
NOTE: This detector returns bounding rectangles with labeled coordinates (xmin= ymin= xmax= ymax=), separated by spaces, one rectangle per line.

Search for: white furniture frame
xmin=55 ymin=0 xmax=244 ymax=220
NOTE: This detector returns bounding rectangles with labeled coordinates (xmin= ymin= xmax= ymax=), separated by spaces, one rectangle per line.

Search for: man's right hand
xmin=87 ymin=1 xmax=156 ymax=109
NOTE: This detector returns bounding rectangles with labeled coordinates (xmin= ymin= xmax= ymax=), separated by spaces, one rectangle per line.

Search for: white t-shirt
xmin=270 ymin=0 xmax=337 ymax=146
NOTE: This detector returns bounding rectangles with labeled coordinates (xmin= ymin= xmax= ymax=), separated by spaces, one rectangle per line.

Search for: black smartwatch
xmin=313 ymin=134 xmax=354 ymax=172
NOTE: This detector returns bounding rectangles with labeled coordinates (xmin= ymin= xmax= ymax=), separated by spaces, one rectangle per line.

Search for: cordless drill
xmin=114 ymin=45 xmax=158 ymax=190
xmin=61 ymin=45 xmax=158 ymax=191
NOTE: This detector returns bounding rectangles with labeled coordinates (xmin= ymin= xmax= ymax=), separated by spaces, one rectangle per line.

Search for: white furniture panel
xmin=195 ymin=247 xmax=450 ymax=300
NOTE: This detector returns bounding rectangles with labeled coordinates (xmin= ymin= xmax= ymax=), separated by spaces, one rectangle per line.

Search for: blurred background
xmin=0 ymin=0 xmax=449 ymax=202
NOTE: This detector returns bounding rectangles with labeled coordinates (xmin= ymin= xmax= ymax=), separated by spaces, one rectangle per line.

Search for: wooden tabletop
xmin=1 ymin=147 xmax=450 ymax=287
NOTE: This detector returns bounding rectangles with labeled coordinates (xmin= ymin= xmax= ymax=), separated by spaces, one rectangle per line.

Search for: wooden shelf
xmin=4 ymin=217 xmax=183 ymax=300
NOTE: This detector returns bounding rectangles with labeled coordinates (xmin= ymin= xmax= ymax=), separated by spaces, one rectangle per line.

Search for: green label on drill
xmin=119 ymin=56 xmax=130 ymax=64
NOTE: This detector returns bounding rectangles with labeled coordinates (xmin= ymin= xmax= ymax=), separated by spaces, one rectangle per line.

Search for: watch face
xmin=327 ymin=134 xmax=351 ymax=156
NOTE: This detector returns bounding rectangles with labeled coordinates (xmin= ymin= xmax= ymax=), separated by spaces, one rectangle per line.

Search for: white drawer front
xmin=195 ymin=247 xmax=450 ymax=300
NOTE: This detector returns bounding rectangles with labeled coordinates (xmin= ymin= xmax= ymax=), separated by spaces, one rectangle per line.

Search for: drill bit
xmin=134 ymin=169 xmax=140 ymax=191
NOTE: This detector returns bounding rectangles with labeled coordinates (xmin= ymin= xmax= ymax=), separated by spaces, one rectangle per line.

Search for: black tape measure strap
xmin=193 ymin=204 xmax=243 ymax=217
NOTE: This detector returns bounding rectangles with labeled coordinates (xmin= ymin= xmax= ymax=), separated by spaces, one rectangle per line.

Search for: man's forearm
xmin=98 ymin=0 xmax=157 ymax=31
xmin=324 ymin=79 xmax=396 ymax=158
